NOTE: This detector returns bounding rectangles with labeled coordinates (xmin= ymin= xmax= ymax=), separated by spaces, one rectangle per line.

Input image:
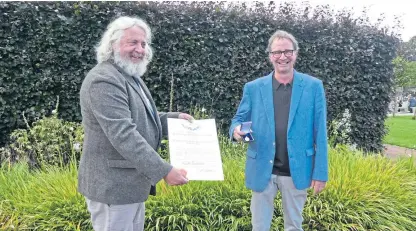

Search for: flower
xmin=330 ymin=108 xmax=352 ymax=145
xmin=73 ymin=142 xmax=81 ymax=151
xmin=348 ymin=143 xmax=357 ymax=151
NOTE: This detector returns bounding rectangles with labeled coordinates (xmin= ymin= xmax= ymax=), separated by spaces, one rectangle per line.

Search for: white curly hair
xmin=96 ymin=16 xmax=153 ymax=77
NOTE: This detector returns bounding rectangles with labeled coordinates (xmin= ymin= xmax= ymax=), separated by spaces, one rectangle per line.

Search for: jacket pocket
xmin=107 ymin=159 xmax=136 ymax=168
xmin=247 ymin=148 xmax=257 ymax=158
xmin=305 ymin=148 xmax=315 ymax=156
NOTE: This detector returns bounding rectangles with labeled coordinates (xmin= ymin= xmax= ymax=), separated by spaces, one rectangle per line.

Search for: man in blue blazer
xmin=229 ymin=30 xmax=328 ymax=231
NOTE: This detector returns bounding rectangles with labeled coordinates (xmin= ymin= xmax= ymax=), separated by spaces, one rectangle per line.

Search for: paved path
xmin=387 ymin=113 xmax=414 ymax=117
xmin=384 ymin=144 xmax=416 ymax=159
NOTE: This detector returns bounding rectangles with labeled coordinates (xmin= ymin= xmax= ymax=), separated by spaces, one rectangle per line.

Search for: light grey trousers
xmin=251 ymin=175 xmax=308 ymax=231
xmin=85 ymin=197 xmax=145 ymax=231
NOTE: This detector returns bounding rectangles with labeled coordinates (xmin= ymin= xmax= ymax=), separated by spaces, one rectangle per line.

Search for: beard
xmin=113 ymin=51 xmax=150 ymax=78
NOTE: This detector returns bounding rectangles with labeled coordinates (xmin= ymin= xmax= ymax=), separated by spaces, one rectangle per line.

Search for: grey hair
xmin=96 ymin=16 xmax=152 ymax=63
xmin=266 ymin=30 xmax=299 ymax=52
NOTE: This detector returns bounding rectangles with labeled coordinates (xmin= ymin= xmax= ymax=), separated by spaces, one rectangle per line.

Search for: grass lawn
xmin=384 ymin=116 xmax=416 ymax=149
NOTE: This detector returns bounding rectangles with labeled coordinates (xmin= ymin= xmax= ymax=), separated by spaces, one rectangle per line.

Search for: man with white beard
xmin=78 ymin=16 xmax=192 ymax=231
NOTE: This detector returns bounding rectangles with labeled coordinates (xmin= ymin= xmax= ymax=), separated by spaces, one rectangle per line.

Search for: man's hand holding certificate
xmin=167 ymin=119 xmax=224 ymax=181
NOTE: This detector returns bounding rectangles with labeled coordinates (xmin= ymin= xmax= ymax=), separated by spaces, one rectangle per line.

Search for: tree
xmin=393 ymin=56 xmax=416 ymax=86
xmin=398 ymin=36 xmax=416 ymax=61
xmin=392 ymin=56 xmax=416 ymax=117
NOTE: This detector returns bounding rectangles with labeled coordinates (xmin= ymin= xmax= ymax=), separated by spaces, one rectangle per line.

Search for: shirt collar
xmin=272 ymin=75 xmax=293 ymax=90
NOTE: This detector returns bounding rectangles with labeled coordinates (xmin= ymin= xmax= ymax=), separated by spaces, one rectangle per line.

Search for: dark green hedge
xmin=0 ymin=2 xmax=399 ymax=152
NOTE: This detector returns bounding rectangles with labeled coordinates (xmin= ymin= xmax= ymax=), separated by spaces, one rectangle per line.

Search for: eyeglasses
xmin=269 ymin=50 xmax=295 ymax=58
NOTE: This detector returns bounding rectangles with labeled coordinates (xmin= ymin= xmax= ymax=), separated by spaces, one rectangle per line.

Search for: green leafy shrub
xmin=1 ymin=141 xmax=415 ymax=230
xmin=0 ymin=1 xmax=399 ymax=152
xmin=0 ymin=105 xmax=83 ymax=168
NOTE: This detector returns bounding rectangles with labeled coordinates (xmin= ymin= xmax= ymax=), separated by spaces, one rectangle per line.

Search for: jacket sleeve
xmin=312 ymin=80 xmax=329 ymax=182
xmin=229 ymin=84 xmax=252 ymax=140
xmin=87 ymin=73 xmax=172 ymax=185
xmin=159 ymin=112 xmax=181 ymax=138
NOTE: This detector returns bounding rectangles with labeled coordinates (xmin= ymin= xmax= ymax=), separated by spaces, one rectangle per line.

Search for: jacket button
xmin=270 ymin=160 xmax=273 ymax=164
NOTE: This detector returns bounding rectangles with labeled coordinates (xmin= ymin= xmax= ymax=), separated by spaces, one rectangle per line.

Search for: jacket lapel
xmin=127 ymin=76 xmax=161 ymax=129
xmin=110 ymin=62 xmax=162 ymax=133
xmin=260 ymin=73 xmax=275 ymax=131
xmin=135 ymin=77 xmax=162 ymax=130
xmin=288 ymin=71 xmax=304 ymax=131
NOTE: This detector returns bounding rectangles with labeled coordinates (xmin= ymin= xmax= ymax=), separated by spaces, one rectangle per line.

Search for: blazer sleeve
xmin=159 ymin=112 xmax=181 ymax=138
xmin=312 ymin=80 xmax=329 ymax=182
xmin=87 ymin=73 xmax=172 ymax=185
xmin=229 ymin=83 xmax=252 ymax=140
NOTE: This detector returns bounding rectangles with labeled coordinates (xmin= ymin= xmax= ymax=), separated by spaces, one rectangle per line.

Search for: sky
xmin=287 ymin=0 xmax=415 ymax=41
xmin=231 ymin=0 xmax=414 ymax=41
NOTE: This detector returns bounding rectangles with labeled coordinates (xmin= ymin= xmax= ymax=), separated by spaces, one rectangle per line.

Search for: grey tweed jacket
xmin=78 ymin=61 xmax=179 ymax=205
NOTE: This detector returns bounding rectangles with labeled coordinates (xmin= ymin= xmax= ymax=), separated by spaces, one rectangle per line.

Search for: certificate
xmin=167 ymin=118 xmax=224 ymax=181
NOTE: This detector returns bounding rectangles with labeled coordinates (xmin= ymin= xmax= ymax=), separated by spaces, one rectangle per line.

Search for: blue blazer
xmin=229 ymin=70 xmax=329 ymax=191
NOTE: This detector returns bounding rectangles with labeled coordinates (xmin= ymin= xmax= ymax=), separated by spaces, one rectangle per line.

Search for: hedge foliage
xmin=0 ymin=2 xmax=399 ymax=151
